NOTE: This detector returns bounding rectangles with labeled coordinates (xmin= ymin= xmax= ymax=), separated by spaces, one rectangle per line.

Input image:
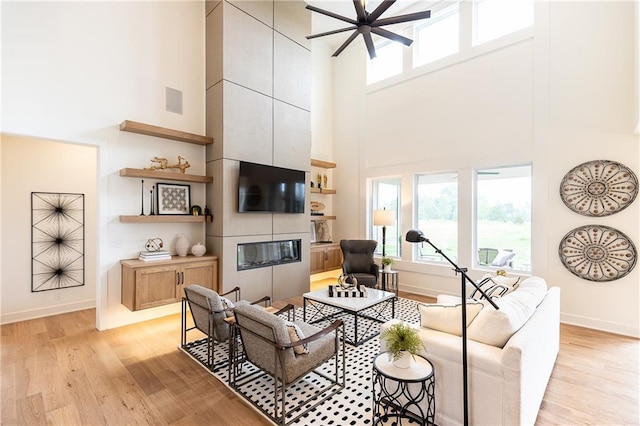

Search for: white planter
xmin=383 ymin=264 xmax=391 ymax=272
xmin=175 ymin=234 xmax=189 ymax=257
xmin=392 ymin=351 xmax=413 ymax=369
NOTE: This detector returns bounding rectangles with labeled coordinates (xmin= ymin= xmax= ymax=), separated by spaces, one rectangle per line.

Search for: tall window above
xmin=414 ymin=3 xmax=459 ymax=68
xmin=414 ymin=172 xmax=458 ymax=262
xmin=473 ymin=0 xmax=534 ymax=46
xmin=475 ymin=165 xmax=532 ymax=271
xmin=366 ymin=41 xmax=403 ymax=84
xmin=371 ymin=178 xmax=401 ymax=257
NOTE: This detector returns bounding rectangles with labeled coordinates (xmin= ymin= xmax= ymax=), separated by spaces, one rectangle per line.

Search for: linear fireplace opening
xmin=237 ymin=239 xmax=301 ymax=271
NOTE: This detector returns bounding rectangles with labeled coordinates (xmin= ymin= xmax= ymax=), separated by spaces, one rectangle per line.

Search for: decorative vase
xmin=175 ymin=234 xmax=189 ymax=257
xmin=384 ymin=264 xmax=391 ymax=272
xmin=191 ymin=242 xmax=206 ymax=257
xmin=392 ymin=351 xmax=413 ymax=369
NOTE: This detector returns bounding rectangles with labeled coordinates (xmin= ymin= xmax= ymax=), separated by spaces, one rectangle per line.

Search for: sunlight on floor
xmin=310 ymin=269 xmax=342 ymax=292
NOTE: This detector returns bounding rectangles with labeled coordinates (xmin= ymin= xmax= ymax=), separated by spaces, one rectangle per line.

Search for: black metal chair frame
xmin=232 ymin=305 xmax=346 ymax=426
xmin=181 ymin=285 xmax=270 ymax=372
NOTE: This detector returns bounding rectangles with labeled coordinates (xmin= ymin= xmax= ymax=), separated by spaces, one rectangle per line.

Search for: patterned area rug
xmin=180 ymin=297 xmax=421 ymax=425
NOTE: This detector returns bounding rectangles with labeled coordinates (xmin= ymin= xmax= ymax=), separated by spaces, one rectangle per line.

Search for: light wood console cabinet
xmin=310 ymin=243 xmax=342 ymax=274
xmin=121 ymin=255 xmax=218 ymax=311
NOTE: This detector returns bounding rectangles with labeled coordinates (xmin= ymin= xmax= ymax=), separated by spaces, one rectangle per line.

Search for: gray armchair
xmin=340 ymin=239 xmax=379 ymax=287
xmin=232 ymin=303 xmax=345 ymax=426
xmin=181 ymin=284 xmax=270 ymax=371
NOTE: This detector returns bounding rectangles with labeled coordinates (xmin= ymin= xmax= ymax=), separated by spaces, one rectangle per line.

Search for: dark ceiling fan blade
xmin=307 ymin=26 xmax=358 ymax=40
xmin=371 ymin=27 xmax=413 ymax=46
xmin=372 ymin=10 xmax=431 ymax=27
xmin=353 ymin=0 xmax=366 ymax=22
xmin=368 ymin=0 xmax=396 ymax=22
xmin=363 ymin=32 xmax=377 ymax=59
xmin=305 ymin=4 xmax=358 ymax=26
xmin=332 ymin=30 xmax=360 ymax=57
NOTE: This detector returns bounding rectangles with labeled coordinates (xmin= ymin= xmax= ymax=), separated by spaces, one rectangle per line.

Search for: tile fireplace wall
xmin=204 ymin=1 xmax=311 ymax=302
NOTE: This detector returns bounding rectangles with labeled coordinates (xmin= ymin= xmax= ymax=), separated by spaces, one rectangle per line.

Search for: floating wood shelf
xmin=311 ymin=159 xmax=336 ymax=169
xmin=120 ymin=120 xmax=213 ymax=146
xmin=119 ymin=215 xmax=206 ymax=223
xmin=119 ymin=168 xmax=213 ymax=183
xmin=310 ymin=187 xmax=336 ymax=194
xmin=310 ymin=215 xmax=336 ymax=221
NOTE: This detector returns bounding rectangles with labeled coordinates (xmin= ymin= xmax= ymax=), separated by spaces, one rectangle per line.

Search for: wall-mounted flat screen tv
xmin=238 ymin=161 xmax=306 ymax=213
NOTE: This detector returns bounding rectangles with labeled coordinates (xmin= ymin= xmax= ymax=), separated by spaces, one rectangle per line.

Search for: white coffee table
xmin=303 ymin=287 xmax=396 ymax=346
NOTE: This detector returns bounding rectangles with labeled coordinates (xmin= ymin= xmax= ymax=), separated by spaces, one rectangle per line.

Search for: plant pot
xmin=392 ymin=351 xmax=413 ymax=369
xmin=175 ymin=234 xmax=189 ymax=257
xmin=383 ymin=264 xmax=391 ymax=272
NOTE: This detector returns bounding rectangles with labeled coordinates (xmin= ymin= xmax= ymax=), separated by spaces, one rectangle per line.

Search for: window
xmin=414 ymin=3 xmax=459 ymax=67
xmin=473 ymin=0 xmax=534 ymax=46
xmin=475 ymin=165 xmax=531 ymax=271
xmin=414 ymin=172 xmax=458 ymax=262
xmin=367 ymin=41 xmax=403 ymax=84
xmin=371 ymin=178 xmax=401 ymax=257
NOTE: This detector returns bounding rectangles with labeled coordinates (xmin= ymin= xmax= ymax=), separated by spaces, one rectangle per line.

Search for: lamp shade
xmin=373 ymin=209 xmax=395 ymax=227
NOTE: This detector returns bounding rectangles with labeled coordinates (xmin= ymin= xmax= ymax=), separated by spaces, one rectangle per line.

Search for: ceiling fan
xmin=306 ymin=0 xmax=431 ymax=59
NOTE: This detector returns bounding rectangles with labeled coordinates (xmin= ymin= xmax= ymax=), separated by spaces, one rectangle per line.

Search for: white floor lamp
xmin=373 ymin=208 xmax=395 ymax=258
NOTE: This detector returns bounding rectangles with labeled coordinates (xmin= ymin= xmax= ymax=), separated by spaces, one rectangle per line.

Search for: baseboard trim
xmin=560 ymin=313 xmax=639 ymax=338
xmin=402 ymin=283 xmax=639 ymax=338
xmin=0 ymin=299 xmax=96 ymax=325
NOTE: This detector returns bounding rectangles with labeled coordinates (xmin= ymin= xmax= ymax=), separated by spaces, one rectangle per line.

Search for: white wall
xmin=1 ymin=1 xmax=206 ymax=329
xmin=1 ymin=135 xmax=97 ymax=322
xmin=329 ymin=1 xmax=639 ymax=337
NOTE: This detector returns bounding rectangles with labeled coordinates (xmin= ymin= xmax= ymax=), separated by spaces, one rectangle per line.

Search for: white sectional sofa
xmin=380 ymin=276 xmax=560 ymax=426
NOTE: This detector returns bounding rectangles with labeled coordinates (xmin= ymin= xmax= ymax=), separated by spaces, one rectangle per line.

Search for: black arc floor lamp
xmin=406 ymin=229 xmax=499 ymax=426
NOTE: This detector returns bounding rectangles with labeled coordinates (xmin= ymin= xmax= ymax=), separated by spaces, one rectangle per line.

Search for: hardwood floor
xmin=1 ymin=291 xmax=638 ymax=425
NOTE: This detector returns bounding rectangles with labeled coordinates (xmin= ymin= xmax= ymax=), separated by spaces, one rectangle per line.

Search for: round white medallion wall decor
xmin=558 ymin=225 xmax=637 ymax=282
xmin=559 ymin=160 xmax=638 ymax=217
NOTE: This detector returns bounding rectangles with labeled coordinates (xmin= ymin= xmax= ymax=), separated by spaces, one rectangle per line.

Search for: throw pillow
xmin=219 ymin=296 xmax=236 ymax=318
xmin=417 ymin=302 xmax=484 ymax=336
xmin=219 ymin=296 xmax=235 ymax=310
xmin=285 ymin=321 xmax=309 ymax=355
xmin=470 ymin=274 xmax=521 ymax=300
xmin=467 ymin=276 xmax=548 ymax=347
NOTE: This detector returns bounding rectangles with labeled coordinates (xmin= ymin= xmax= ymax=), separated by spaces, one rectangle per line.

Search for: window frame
xmin=412 ymin=171 xmax=459 ymax=264
xmin=473 ymin=164 xmax=532 ymax=272
xmin=370 ymin=177 xmax=402 ymax=259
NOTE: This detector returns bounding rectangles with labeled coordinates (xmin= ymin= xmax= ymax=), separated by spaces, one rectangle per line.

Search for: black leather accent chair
xmin=339 ymin=239 xmax=379 ymax=288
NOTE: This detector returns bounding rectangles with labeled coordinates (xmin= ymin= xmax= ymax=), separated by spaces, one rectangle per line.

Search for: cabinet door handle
xmin=177 ymin=273 xmax=180 ymax=286
xmin=181 ymin=272 xmax=184 ymax=285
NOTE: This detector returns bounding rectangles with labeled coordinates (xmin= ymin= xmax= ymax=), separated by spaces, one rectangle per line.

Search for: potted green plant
xmin=381 ymin=256 xmax=394 ymax=272
xmin=379 ymin=322 xmax=425 ymax=368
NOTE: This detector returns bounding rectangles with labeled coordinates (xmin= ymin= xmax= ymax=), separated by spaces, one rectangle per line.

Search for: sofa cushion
xmin=417 ymin=302 xmax=484 ymax=336
xmin=467 ymin=276 xmax=548 ymax=347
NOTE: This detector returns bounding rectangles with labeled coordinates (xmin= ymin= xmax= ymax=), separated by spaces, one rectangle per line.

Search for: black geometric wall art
xmin=31 ymin=192 xmax=85 ymax=292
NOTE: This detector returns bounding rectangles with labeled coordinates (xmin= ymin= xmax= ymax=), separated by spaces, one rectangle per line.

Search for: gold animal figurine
xmin=145 ymin=155 xmax=191 ymax=174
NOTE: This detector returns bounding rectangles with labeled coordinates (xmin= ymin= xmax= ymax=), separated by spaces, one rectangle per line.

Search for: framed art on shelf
xmin=310 ymin=222 xmax=317 ymax=243
xmin=157 ymin=183 xmax=191 ymax=215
